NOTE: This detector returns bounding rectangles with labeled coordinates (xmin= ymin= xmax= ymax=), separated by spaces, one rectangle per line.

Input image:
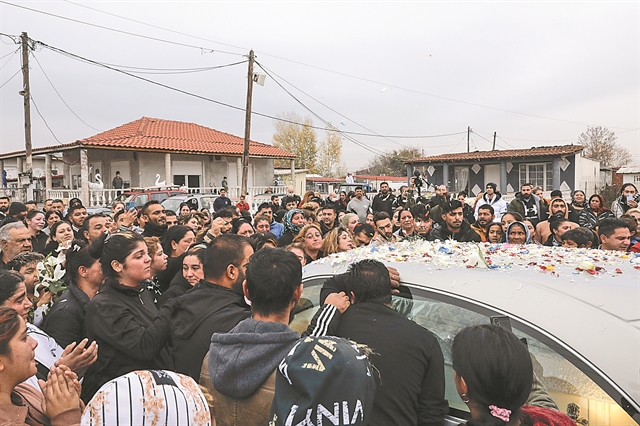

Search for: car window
xmin=296 ymin=276 xmax=637 ymax=425
xmin=151 ymin=192 xmax=168 ymax=201
xmin=170 ymin=192 xmax=183 ymax=197
xmin=200 ymin=197 xmax=215 ymax=210
xmin=133 ymin=194 xmax=148 ymax=207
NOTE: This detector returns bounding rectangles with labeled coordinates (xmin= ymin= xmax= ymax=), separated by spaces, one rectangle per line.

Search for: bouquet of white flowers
xmin=33 ymin=244 xmax=71 ymax=325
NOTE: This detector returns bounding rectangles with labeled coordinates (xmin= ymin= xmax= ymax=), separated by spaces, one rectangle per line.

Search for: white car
xmin=293 ymin=241 xmax=640 ymax=425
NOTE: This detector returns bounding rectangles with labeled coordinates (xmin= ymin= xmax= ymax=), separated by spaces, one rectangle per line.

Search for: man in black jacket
xmin=322 ymin=260 xmax=448 ymax=426
xmin=429 ymin=200 xmax=482 ymax=242
xmin=170 ymin=234 xmax=253 ymax=381
xmin=372 ymin=182 xmax=396 ymax=216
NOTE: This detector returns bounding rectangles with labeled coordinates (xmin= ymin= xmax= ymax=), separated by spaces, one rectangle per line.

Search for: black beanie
xmin=269 ymin=336 xmax=376 ymax=426
xmin=486 ymin=182 xmax=497 ymax=191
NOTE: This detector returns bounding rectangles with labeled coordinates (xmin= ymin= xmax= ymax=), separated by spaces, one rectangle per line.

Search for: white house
xmin=1 ymin=117 xmax=296 ymax=205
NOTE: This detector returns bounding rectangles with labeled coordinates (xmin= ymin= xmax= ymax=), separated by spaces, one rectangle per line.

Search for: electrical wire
xmin=0 ymin=47 xmax=19 ymax=60
xmin=0 ymin=0 xmax=244 ymax=56
xmin=0 ymin=48 xmax=18 ymax=70
xmin=63 ymin=0 xmax=246 ymax=52
xmin=35 ymin=39 xmax=468 ymax=140
xmin=31 ymin=51 xmax=102 ymax=131
xmin=5 ymin=3 xmax=631 ymax=131
xmin=0 ymin=67 xmax=21 ymax=89
xmin=30 ymin=93 xmax=63 ymax=144
xmin=86 ymin=60 xmax=247 ymax=75
xmin=257 ymin=61 xmax=405 ymax=148
xmin=255 ymin=60 xmax=387 ymax=156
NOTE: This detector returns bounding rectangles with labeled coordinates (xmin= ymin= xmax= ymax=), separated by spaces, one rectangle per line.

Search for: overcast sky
xmin=1 ymin=1 xmax=638 ymax=171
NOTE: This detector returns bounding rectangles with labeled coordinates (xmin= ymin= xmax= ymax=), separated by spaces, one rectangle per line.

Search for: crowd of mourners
xmin=0 ymin=179 xmax=635 ymax=425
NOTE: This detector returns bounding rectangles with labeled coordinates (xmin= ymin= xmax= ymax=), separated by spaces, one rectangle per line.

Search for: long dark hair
xmin=452 ymin=325 xmax=533 ymax=426
xmin=0 ymin=270 xmax=24 ymax=306
xmin=161 ymin=225 xmax=194 ymax=257
xmin=66 ymin=240 xmax=98 ymax=285
xmin=90 ymin=231 xmax=145 ymax=279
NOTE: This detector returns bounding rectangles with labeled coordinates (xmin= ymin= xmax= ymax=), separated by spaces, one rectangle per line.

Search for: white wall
xmin=573 ymin=155 xmax=600 ymax=194
xmin=623 ymin=173 xmax=640 ymax=185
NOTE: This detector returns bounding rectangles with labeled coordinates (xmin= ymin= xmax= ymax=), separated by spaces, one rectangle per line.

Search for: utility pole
xmin=241 ymin=50 xmax=254 ymax=197
xmin=467 ymin=126 xmax=471 ymax=153
xmin=20 ymin=32 xmax=33 ymax=200
xmin=493 ymin=132 xmax=497 ymax=150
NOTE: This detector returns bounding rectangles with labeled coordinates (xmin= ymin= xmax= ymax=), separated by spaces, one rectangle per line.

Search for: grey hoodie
xmin=209 ymin=318 xmax=300 ymax=399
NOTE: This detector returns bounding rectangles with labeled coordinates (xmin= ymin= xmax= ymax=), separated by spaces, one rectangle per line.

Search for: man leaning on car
xmin=320 ymin=259 xmax=448 ymax=426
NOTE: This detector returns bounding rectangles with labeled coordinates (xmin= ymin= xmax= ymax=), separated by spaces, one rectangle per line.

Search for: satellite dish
xmin=33 ymin=168 xmax=44 ymax=178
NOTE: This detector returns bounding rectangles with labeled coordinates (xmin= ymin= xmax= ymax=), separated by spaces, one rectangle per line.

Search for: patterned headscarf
xmin=283 ymin=208 xmax=304 ymax=234
xmin=505 ymin=221 xmax=531 ymax=244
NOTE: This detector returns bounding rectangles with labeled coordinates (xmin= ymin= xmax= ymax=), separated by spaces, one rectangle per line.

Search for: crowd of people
xmin=0 ymin=180 xmax=629 ymax=425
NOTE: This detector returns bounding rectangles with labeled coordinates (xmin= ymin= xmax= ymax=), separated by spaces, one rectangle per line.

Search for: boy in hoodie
xmin=200 ymin=247 xmax=349 ymax=426
xmin=474 ymin=182 xmax=508 ymax=221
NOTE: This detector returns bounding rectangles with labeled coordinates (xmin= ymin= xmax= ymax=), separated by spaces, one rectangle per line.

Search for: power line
xmin=63 ymin=0 xmax=247 ymax=52
xmin=0 ymin=48 xmax=18 ymax=70
xmin=5 ymin=3 xmax=634 ymax=131
xmin=30 ymin=93 xmax=63 ymax=144
xmin=31 ymin=51 xmax=102 ymax=131
xmin=0 ymin=67 xmax=21 ymax=89
xmin=36 ymin=39 xmax=469 ymax=140
xmin=256 ymin=61 xmax=406 ymax=148
xmin=0 ymin=47 xmax=19 ymax=60
xmin=0 ymin=1 xmax=244 ymax=56
xmin=255 ymin=60 xmax=386 ymax=156
xmin=88 ymin=60 xmax=247 ymax=75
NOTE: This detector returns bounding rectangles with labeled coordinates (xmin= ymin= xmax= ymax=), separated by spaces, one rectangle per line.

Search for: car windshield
xmin=162 ymin=198 xmax=186 ymax=213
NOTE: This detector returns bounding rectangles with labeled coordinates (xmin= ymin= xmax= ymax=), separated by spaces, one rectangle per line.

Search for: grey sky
xmin=1 ymin=1 xmax=638 ymax=171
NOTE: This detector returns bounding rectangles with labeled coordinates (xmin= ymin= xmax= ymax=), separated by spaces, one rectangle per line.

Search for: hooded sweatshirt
xmin=209 ymin=319 xmax=300 ymax=399
xmin=474 ymin=192 xmax=508 ymax=221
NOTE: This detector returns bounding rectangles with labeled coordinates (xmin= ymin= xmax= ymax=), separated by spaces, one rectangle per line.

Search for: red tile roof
xmin=1 ymin=117 xmax=295 ymax=159
xmin=406 ymin=145 xmax=584 ymax=163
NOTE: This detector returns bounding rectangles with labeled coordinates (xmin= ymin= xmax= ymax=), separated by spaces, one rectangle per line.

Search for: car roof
xmin=303 ymin=241 xmax=640 ymax=409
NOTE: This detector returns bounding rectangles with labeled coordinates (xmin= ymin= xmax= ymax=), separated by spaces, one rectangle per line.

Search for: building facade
xmin=405 ymin=145 xmax=600 ymax=198
xmin=1 ymin=117 xmax=296 ymax=205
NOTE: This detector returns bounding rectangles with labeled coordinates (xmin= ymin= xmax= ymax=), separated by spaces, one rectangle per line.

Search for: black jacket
xmin=428 ymin=220 xmax=481 ymax=242
xmin=372 ymin=192 xmax=396 ymax=216
xmin=332 ymin=302 xmax=448 ymax=426
xmin=41 ymin=284 xmax=90 ymax=348
xmin=83 ymin=278 xmax=173 ymax=400
xmin=170 ymin=280 xmax=251 ymax=381
xmin=156 ymin=273 xmax=191 ymax=307
xmin=156 ymin=255 xmax=184 ymax=292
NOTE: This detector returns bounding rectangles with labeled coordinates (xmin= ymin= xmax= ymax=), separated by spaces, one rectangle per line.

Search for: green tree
xmin=272 ymin=112 xmax=317 ymax=170
xmin=364 ymin=147 xmax=422 ymax=176
xmin=314 ymin=124 xmax=343 ymax=177
xmin=579 ymin=126 xmax=630 ymax=168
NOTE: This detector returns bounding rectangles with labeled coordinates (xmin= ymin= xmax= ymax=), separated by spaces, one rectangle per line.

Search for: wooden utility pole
xmin=493 ymin=132 xmax=497 ymax=150
xmin=467 ymin=126 xmax=471 ymax=153
xmin=20 ymin=32 xmax=32 ymax=177
xmin=241 ymin=50 xmax=254 ymax=197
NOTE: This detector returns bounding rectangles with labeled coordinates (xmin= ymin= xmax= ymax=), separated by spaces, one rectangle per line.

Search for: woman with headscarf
xmin=277 ymin=208 xmax=305 ymax=247
xmin=578 ymin=194 xmax=614 ymax=230
xmin=505 ymin=221 xmax=531 ymax=245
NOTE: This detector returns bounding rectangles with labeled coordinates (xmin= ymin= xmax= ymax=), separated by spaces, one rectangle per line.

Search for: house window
xmin=453 ymin=166 xmax=469 ymax=193
xmin=519 ymin=163 xmax=553 ymax=191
